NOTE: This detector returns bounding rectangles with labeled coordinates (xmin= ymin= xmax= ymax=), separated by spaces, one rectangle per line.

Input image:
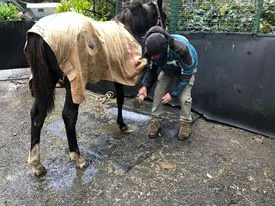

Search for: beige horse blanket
xmin=26 ymin=12 xmax=147 ymax=104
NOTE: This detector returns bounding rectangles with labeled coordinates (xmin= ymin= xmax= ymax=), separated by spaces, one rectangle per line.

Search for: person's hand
xmin=138 ymin=86 xmax=147 ymax=97
xmin=161 ymin=92 xmax=172 ymax=104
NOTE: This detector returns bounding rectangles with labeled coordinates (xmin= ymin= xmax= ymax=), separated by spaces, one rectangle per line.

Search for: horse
xmin=24 ymin=0 xmax=166 ymax=176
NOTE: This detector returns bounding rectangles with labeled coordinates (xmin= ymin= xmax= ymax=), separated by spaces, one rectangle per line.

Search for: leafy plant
xmin=88 ymin=0 xmax=115 ymax=21
xmin=0 ymin=2 xmax=20 ymax=21
xmin=176 ymin=0 xmax=274 ymax=34
xmin=56 ymin=0 xmax=115 ymax=21
xmin=260 ymin=0 xmax=275 ymax=33
xmin=56 ymin=0 xmax=91 ymax=16
xmin=260 ymin=20 xmax=272 ymax=33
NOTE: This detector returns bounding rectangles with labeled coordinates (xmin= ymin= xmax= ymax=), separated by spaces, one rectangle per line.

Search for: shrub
xmin=56 ymin=0 xmax=91 ymax=16
xmin=56 ymin=0 xmax=115 ymax=21
xmin=176 ymin=0 xmax=275 ymax=34
xmin=0 ymin=2 xmax=20 ymax=21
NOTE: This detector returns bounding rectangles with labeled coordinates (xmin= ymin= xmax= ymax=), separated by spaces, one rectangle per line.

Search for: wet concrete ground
xmin=0 ymin=69 xmax=274 ymax=206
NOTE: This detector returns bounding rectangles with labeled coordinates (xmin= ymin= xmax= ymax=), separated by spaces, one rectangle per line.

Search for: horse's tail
xmin=24 ymin=33 xmax=57 ymax=113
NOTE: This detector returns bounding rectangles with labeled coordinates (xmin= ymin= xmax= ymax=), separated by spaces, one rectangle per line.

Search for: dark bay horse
xmin=24 ymin=0 xmax=165 ymax=176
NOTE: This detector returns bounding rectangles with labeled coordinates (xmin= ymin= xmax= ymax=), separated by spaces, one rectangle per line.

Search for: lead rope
xmin=153 ymin=1 xmax=164 ymax=28
xmin=143 ymin=2 xmax=164 ymax=29
xmin=96 ymin=91 xmax=115 ymax=104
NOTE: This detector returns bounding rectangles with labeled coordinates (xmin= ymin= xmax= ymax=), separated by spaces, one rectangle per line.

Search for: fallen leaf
xmin=206 ymin=173 xmax=214 ymax=179
xmin=159 ymin=162 xmax=176 ymax=170
xmin=254 ymin=137 xmax=264 ymax=144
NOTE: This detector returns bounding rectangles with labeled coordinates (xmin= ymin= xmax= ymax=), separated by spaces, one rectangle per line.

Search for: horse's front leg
xmin=63 ymin=78 xmax=87 ymax=169
xmin=114 ymin=82 xmax=128 ymax=131
xmin=28 ymin=101 xmax=47 ymax=176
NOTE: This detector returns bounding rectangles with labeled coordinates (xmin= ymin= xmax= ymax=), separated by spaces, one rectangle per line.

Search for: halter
xmin=143 ymin=2 xmax=164 ymax=29
xmin=154 ymin=1 xmax=164 ymax=28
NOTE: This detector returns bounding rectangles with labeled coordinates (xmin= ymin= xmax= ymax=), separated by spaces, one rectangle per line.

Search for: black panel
xmin=0 ymin=21 xmax=34 ymax=69
xmin=187 ymin=33 xmax=275 ymax=138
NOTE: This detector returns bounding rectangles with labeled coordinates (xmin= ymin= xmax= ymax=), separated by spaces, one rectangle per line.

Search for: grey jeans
xmin=151 ymin=69 xmax=196 ymax=122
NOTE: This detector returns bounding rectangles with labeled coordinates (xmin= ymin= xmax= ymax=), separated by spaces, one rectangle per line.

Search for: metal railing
xmin=167 ymin=0 xmax=275 ymax=35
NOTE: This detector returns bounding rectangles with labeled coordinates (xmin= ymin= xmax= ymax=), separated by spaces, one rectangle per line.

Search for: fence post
xmin=169 ymin=0 xmax=181 ymax=33
xmin=115 ymin=0 xmax=122 ymax=14
xmin=253 ymin=0 xmax=264 ymax=34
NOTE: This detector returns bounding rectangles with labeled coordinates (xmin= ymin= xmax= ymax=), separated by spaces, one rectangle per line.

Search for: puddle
xmin=103 ymin=123 xmax=129 ymax=137
xmin=103 ymin=122 xmax=137 ymax=137
xmin=45 ymin=107 xmax=151 ymax=139
xmin=46 ymin=163 xmax=98 ymax=191
xmin=39 ymin=107 xmax=156 ymax=187
xmin=160 ymin=120 xmax=180 ymax=138
xmin=86 ymin=150 xmax=103 ymax=161
xmin=45 ymin=119 xmax=66 ymax=139
xmin=46 ymin=157 xmax=100 ymax=192
xmin=46 ymin=163 xmax=77 ymax=191
xmin=104 ymin=123 xmax=121 ymax=133
xmin=45 ymin=108 xmax=150 ymax=139
xmin=106 ymin=107 xmax=151 ymax=122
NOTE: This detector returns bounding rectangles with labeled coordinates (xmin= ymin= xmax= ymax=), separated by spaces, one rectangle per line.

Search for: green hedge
xmin=0 ymin=2 xmax=20 ymax=21
xmin=56 ymin=0 xmax=115 ymax=21
xmin=171 ymin=0 xmax=275 ymax=34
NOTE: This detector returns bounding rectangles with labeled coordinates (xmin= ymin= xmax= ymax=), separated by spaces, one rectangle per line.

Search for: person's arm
xmin=140 ymin=60 xmax=158 ymax=90
xmin=169 ymin=40 xmax=194 ymax=97
xmin=169 ymin=76 xmax=191 ymax=97
xmin=137 ymin=60 xmax=158 ymax=100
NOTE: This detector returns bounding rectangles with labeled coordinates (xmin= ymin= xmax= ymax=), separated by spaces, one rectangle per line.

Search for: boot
xmin=178 ymin=121 xmax=191 ymax=141
xmin=148 ymin=119 xmax=160 ymax=138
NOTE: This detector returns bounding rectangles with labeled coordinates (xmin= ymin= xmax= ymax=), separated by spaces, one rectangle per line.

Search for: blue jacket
xmin=142 ymin=34 xmax=199 ymax=97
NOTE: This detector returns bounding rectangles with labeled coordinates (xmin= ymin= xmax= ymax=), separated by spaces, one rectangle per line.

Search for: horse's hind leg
xmin=114 ymin=82 xmax=128 ymax=131
xmin=62 ymin=78 xmax=87 ymax=169
xmin=27 ymin=35 xmax=59 ymax=176
xmin=28 ymin=101 xmax=48 ymax=176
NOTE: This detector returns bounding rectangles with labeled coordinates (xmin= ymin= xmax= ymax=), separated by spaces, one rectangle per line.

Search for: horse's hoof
xmin=34 ymin=165 xmax=47 ymax=177
xmin=133 ymin=98 xmax=142 ymax=108
xmin=70 ymin=152 xmax=88 ymax=169
xmin=119 ymin=124 xmax=128 ymax=132
xmin=133 ymin=95 xmax=145 ymax=108
xmin=76 ymin=157 xmax=88 ymax=169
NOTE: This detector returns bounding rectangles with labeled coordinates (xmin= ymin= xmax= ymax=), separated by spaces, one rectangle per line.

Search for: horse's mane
xmin=114 ymin=1 xmax=160 ymax=40
xmin=113 ymin=7 xmax=133 ymax=33
xmin=128 ymin=1 xmax=143 ymax=10
xmin=121 ymin=0 xmax=143 ymax=10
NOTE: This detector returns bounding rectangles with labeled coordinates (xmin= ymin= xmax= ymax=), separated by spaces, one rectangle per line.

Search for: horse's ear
xmin=157 ymin=0 xmax=166 ymax=27
xmin=157 ymin=0 xmax=163 ymax=12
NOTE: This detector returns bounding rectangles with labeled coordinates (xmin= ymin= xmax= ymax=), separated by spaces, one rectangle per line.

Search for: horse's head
xmin=114 ymin=0 xmax=166 ymax=44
